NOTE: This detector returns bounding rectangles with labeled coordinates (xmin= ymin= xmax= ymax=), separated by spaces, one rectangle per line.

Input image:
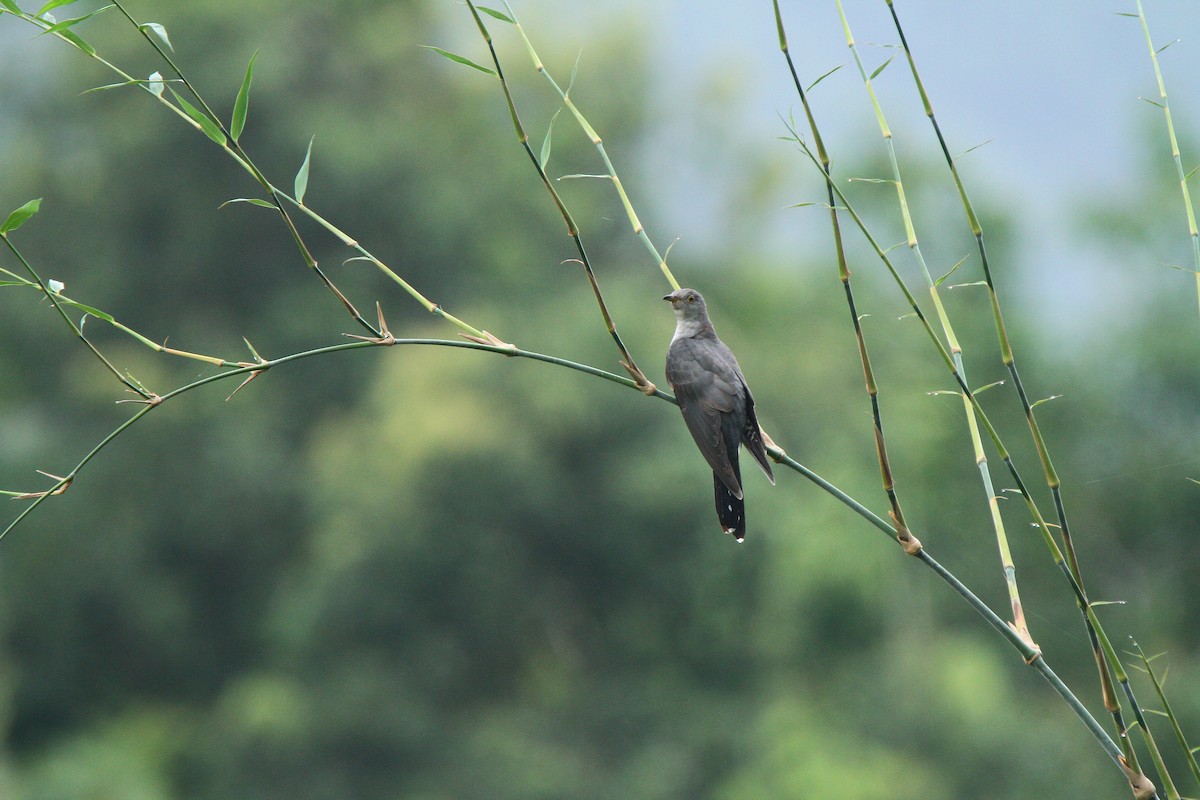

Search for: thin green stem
xmin=1 ymin=237 xmax=150 ymax=396
xmin=1135 ymin=0 xmax=1200 ymax=322
xmin=885 ymin=0 xmax=1138 ymax=774
xmin=462 ymin=0 xmax=653 ymax=390
xmin=835 ymin=0 xmax=1033 ymax=648
xmin=499 ymin=0 xmax=680 ymax=291
xmin=772 ymin=0 xmax=916 ymax=553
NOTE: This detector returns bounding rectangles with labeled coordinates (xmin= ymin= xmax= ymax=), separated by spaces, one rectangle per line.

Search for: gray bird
xmin=663 ymin=288 xmax=774 ymax=541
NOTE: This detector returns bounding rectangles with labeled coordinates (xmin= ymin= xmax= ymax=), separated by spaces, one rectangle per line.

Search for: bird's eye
xmin=686 ymin=295 xmax=696 ymax=304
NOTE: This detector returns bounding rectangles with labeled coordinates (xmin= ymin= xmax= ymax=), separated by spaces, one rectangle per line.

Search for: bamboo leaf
xmin=1030 ymin=394 xmax=1062 ymax=409
xmin=37 ymin=3 xmax=111 ymax=35
xmin=219 ymin=197 xmax=276 ymax=209
xmin=140 ymin=21 xmax=172 ymax=51
xmin=806 ymin=64 xmax=843 ymax=93
xmin=956 ymin=138 xmax=994 ymax=159
xmin=61 ymin=299 xmax=114 ymax=322
xmin=1156 ymin=38 xmax=1179 ymax=55
xmin=82 ymin=79 xmax=141 ymax=94
xmin=558 ymin=173 xmax=612 ymax=180
xmin=1140 ymin=96 xmax=1164 ymax=109
xmin=869 ymin=55 xmax=895 ymax=81
xmin=231 ymin=49 xmax=258 ymax=142
xmin=972 ymin=380 xmax=1005 ymax=395
xmin=53 ymin=25 xmax=95 ymax=54
xmin=476 ymin=5 xmax=514 ymax=23
xmin=567 ymin=48 xmax=583 ymax=96
xmin=170 ymin=88 xmax=226 ymax=145
xmin=539 ymin=107 xmax=561 ymax=171
xmin=935 ymin=254 xmax=970 ymax=286
xmin=36 ymin=0 xmax=79 ymax=16
xmin=0 ymin=0 xmax=23 ymax=14
xmin=295 ymin=136 xmax=315 ymax=205
xmin=419 ymin=45 xmax=495 ymax=76
xmin=146 ymin=71 xmax=164 ymax=97
xmin=1 ymin=198 xmax=43 ymax=235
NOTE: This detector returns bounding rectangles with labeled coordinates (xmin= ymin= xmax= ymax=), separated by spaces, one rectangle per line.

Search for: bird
xmin=663 ymin=288 xmax=774 ymax=541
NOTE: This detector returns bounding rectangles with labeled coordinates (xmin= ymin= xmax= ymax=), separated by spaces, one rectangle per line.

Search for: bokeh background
xmin=1 ymin=1 xmax=1198 ymax=798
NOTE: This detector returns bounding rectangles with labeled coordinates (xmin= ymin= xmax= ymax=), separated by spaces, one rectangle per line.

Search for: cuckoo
xmin=663 ymin=288 xmax=774 ymax=541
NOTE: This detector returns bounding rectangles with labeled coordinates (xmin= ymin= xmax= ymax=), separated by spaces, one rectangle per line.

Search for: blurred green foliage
xmin=0 ymin=1 xmax=1198 ymax=799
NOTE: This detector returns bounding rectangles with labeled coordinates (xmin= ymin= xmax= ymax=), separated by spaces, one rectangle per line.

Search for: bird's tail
xmin=714 ymin=457 xmax=746 ymax=541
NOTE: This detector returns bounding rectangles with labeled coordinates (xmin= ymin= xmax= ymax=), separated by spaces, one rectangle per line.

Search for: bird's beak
xmin=662 ymin=294 xmax=674 ymax=302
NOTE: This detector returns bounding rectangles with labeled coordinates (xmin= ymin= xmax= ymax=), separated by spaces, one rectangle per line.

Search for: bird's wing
xmin=742 ymin=390 xmax=775 ymax=484
xmin=666 ymin=336 xmax=744 ymax=497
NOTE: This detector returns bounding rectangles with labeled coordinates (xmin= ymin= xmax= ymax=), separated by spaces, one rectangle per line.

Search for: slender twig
xmin=884 ymin=0 xmax=1144 ymax=776
xmin=1133 ymin=0 xmax=1200 ymax=321
xmin=834 ymin=0 xmax=1034 ymax=649
xmin=771 ymin=0 xmax=918 ymax=555
xmin=498 ymin=0 xmax=681 ymax=292
xmin=462 ymin=0 xmax=655 ymax=392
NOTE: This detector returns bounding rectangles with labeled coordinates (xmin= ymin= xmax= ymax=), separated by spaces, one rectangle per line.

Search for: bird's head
xmin=662 ymin=288 xmax=708 ymax=321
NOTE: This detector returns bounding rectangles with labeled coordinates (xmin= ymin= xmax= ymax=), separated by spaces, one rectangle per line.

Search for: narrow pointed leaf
xmin=806 ymin=64 xmax=843 ymax=93
xmin=935 ymin=254 xmax=971 ymax=286
xmin=539 ymin=107 xmax=561 ymax=171
xmin=140 ymin=21 xmax=172 ymax=50
xmin=54 ymin=26 xmax=94 ymax=54
xmin=419 ymin=45 xmax=495 ymax=76
xmin=38 ymin=4 xmax=111 ymax=35
xmin=170 ymin=88 xmax=226 ymax=145
xmin=0 ymin=0 xmax=23 ymax=13
xmin=1 ymin=198 xmax=43 ymax=234
xmin=220 ymin=197 xmax=276 ymax=209
xmin=36 ymin=0 xmax=79 ymax=15
xmin=1030 ymin=394 xmax=1062 ymax=409
xmin=82 ymin=79 xmax=141 ymax=95
xmin=476 ymin=5 xmax=513 ymax=23
xmin=295 ymin=136 xmax=315 ymax=205
xmin=61 ymin=299 xmax=114 ymax=322
xmin=231 ymin=49 xmax=258 ymax=142
xmin=869 ymin=55 xmax=895 ymax=81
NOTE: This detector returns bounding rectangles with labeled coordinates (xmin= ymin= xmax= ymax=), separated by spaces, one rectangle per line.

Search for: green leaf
xmin=476 ymin=5 xmax=513 ymax=23
xmin=82 ymin=79 xmax=140 ymax=95
xmin=807 ymin=64 xmax=843 ymax=93
xmin=140 ymin=21 xmax=172 ymax=50
xmin=36 ymin=0 xmax=79 ymax=16
xmin=1156 ymin=38 xmax=1179 ymax=55
xmin=170 ymin=88 xmax=226 ymax=145
xmin=869 ymin=55 xmax=895 ymax=81
xmin=956 ymin=138 xmax=994 ymax=159
xmin=934 ymin=254 xmax=970 ymax=286
xmin=1030 ymin=394 xmax=1062 ymax=409
xmin=558 ymin=173 xmax=612 ymax=180
xmin=61 ymin=299 xmax=114 ymax=322
xmin=539 ymin=107 xmax=561 ymax=171
xmin=231 ymin=49 xmax=258 ymax=142
xmin=147 ymin=71 xmax=164 ymax=97
xmin=220 ymin=197 xmax=276 ymax=209
xmin=972 ymin=380 xmax=1005 ymax=395
xmin=1 ymin=198 xmax=43 ymax=234
xmin=53 ymin=25 xmax=94 ymax=54
xmin=295 ymin=135 xmax=315 ymax=205
xmin=0 ymin=0 xmax=23 ymax=14
xmin=38 ymin=3 xmax=111 ymax=34
xmin=419 ymin=45 xmax=495 ymax=76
